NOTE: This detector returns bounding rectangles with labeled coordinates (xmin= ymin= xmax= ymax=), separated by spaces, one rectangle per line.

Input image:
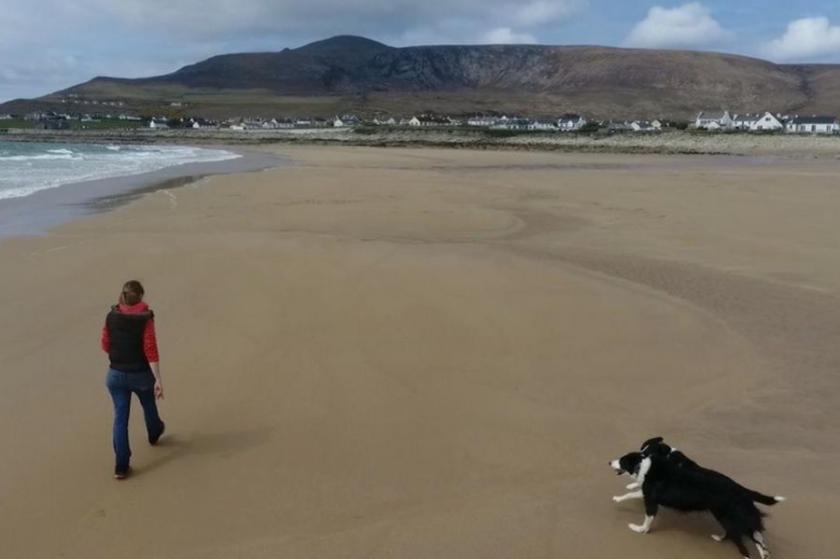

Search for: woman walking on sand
xmin=102 ymin=280 xmax=165 ymax=479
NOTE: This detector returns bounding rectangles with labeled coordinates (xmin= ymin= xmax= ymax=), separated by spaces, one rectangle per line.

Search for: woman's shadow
xmin=139 ymin=426 xmax=274 ymax=475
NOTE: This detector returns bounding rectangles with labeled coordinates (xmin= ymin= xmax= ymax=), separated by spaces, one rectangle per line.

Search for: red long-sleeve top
xmin=101 ymin=301 xmax=159 ymax=363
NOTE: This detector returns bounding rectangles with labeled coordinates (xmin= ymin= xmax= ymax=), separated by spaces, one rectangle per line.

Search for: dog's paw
xmin=711 ymin=534 xmax=724 ymax=543
xmin=612 ymin=496 xmax=623 ymax=503
xmin=628 ymin=523 xmax=649 ymax=534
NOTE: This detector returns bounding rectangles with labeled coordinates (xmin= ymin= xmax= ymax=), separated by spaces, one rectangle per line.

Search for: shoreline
xmin=0 ymin=145 xmax=286 ymax=239
xmin=3 ymin=127 xmax=840 ymax=157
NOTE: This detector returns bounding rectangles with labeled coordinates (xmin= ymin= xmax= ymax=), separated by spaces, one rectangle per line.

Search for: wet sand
xmin=0 ymin=146 xmax=838 ymax=558
xmin=0 ymin=148 xmax=285 ymax=238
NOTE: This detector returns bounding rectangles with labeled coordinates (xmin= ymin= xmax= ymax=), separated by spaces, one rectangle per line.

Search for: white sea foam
xmin=0 ymin=142 xmax=240 ymax=201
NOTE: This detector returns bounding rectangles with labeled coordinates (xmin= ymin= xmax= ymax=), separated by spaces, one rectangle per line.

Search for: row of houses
xmin=407 ymin=114 xmax=670 ymax=133
xmin=695 ymin=111 xmax=840 ymax=134
xmin=209 ymin=114 xmax=593 ymax=131
xmin=23 ymin=111 xmax=143 ymax=122
xmin=148 ymin=117 xmax=218 ymax=129
xmin=142 ymin=113 xmax=665 ymax=133
xmin=471 ymin=114 xmax=589 ymax=131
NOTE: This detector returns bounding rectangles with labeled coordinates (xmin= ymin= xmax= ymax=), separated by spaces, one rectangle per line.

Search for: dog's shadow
xmin=139 ymin=426 xmax=273 ymax=475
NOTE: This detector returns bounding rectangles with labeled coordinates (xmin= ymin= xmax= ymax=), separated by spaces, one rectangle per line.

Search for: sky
xmin=3 ymin=0 xmax=840 ymax=102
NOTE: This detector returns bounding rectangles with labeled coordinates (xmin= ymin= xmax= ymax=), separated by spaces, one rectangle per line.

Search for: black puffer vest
xmin=106 ymin=306 xmax=154 ymax=372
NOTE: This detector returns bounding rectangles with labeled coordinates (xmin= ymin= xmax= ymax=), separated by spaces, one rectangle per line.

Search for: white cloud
xmin=1 ymin=0 xmax=586 ymax=100
xmin=94 ymin=0 xmax=583 ymax=41
xmin=507 ymin=1 xmax=584 ymax=27
xmin=765 ymin=17 xmax=840 ymax=61
xmin=396 ymin=20 xmax=537 ymax=47
xmin=626 ymin=3 xmax=730 ymax=49
xmin=482 ymin=28 xmax=537 ymax=44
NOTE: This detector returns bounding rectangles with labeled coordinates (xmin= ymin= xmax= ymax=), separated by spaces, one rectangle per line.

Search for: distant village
xmin=694 ymin=110 xmax=840 ymax=135
xmin=2 ymin=102 xmax=840 ymax=136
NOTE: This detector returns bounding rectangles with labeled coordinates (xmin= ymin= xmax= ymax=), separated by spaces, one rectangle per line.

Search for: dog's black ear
xmin=640 ymin=436 xmax=664 ymax=451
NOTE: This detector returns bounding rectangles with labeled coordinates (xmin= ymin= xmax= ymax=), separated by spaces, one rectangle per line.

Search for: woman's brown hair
xmin=120 ymin=280 xmax=145 ymax=306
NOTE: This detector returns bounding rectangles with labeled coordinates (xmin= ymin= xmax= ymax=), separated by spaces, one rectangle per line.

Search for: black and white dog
xmin=609 ymin=437 xmax=785 ymax=559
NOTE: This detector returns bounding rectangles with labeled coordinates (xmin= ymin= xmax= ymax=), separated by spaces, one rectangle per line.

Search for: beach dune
xmin=0 ymin=147 xmax=838 ymax=558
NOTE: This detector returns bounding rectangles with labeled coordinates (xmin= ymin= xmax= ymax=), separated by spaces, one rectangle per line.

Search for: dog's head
xmin=609 ymin=452 xmax=644 ymax=477
xmin=640 ymin=436 xmax=672 ymax=458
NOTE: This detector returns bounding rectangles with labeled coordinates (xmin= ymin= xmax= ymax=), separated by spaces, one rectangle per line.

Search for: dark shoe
xmin=149 ymin=421 xmax=165 ymax=445
xmin=114 ymin=465 xmax=131 ymax=480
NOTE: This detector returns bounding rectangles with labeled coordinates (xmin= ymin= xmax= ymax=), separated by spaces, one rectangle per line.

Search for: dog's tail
xmin=751 ymin=491 xmax=786 ymax=506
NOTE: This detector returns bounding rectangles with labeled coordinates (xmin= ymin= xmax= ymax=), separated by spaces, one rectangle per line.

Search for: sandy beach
xmin=1 ymin=146 xmax=838 ymax=558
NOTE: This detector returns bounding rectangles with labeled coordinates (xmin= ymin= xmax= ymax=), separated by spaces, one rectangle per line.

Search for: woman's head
xmin=120 ymin=280 xmax=145 ymax=306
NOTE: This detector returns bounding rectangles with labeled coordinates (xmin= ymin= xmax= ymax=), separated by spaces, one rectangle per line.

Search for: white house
xmin=491 ymin=118 xmax=531 ymax=130
xmin=785 ymin=116 xmax=840 ymax=135
xmin=149 ymin=119 xmax=169 ymax=129
xmin=333 ymin=114 xmax=360 ymax=128
xmin=467 ymin=116 xmax=500 ymax=127
xmin=373 ymin=117 xmax=397 ymax=126
xmin=631 ymin=120 xmax=661 ymax=132
xmin=528 ymin=120 xmax=558 ymax=131
xmin=466 ymin=115 xmax=508 ymax=128
xmin=557 ymin=114 xmax=587 ymax=131
xmin=730 ymin=113 xmax=759 ymax=130
xmin=408 ymin=115 xmax=453 ymax=127
xmin=751 ymin=112 xmax=785 ymax=132
xmin=0 ymin=114 xmax=12 ymax=120
xmin=695 ymin=110 xmax=732 ymax=130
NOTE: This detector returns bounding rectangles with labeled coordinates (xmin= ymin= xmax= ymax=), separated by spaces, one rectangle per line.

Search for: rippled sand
xmin=1 ymin=146 xmax=837 ymax=558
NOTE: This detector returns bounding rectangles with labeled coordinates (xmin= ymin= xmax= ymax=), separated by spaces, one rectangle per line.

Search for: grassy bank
xmin=2 ymin=127 xmax=839 ymax=157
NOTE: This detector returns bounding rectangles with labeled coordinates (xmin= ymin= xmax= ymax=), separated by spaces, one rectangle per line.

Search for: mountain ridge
xmin=4 ymin=35 xmax=840 ymax=119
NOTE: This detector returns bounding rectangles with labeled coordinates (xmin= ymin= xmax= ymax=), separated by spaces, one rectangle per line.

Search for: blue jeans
xmin=106 ymin=368 xmax=164 ymax=469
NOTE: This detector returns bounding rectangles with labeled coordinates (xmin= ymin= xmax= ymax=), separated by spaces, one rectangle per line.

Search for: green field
xmin=0 ymin=119 xmax=36 ymax=130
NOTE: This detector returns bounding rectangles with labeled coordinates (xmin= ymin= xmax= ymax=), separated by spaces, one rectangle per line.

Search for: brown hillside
xmin=4 ymin=36 xmax=840 ymax=119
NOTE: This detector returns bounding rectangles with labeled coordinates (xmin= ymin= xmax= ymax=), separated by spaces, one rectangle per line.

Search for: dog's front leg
xmin=629 ymin=500 xmax=658 ymax=534
xmin=612 ymin=490 xmax=643 ymax=503
xmin=626 ymin=482 xmax=641 ymax=490
xmin=628 ymin=515 xmax=654 ymax=534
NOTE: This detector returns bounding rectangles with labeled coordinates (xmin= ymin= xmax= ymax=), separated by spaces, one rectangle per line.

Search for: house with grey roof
xmin=730 ymin=113 xmax=759 ymax=130
xmin=528 ymin=120 xmax=558 ymax=131
xmin=490 ymin=117 xmax=531 ymax=130
xmin=785 ymin=116 xmax=839 ymax=135
xmin=557 ymin=114 xmax=587 ymax=131
xmin=695 ymin=110 xmax=732 ymax=130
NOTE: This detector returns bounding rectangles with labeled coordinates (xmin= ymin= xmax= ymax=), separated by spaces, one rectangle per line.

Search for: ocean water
xmin=0 ymin=141 xmax=241 ymax=201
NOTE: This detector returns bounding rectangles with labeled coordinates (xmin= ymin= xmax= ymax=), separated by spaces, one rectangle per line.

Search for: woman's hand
xmin=149 ymin=362 xmax=164 ymax=399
